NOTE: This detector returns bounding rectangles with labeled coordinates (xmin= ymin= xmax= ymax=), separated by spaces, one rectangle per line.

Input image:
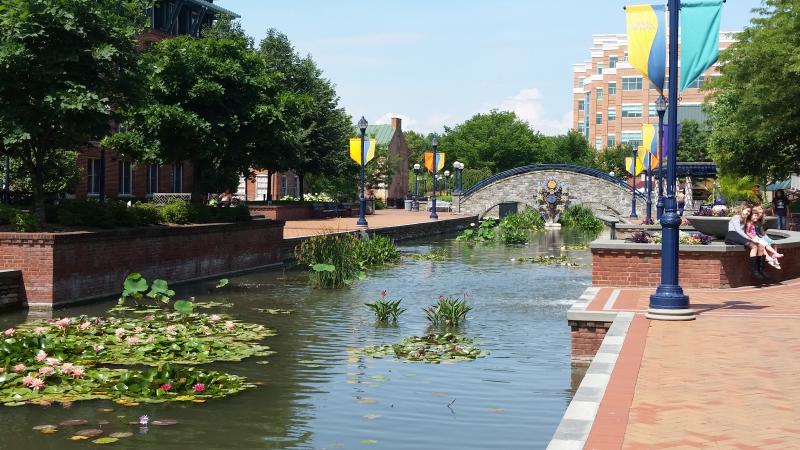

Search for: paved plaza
xmin=282 ymin=208 xmax=466 ymax=238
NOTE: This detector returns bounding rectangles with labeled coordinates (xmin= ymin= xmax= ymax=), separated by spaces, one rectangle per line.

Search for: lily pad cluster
xmin=511 ymin=255 xmax=578 ymax=266
xmin=0 ymin=312 xmax=273 ymax=406
xmin=361 ymin=333 xmax=488 ymax=364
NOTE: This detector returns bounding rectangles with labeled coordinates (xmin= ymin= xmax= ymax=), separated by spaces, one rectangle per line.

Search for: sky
xmin=216 ymin=0 xmax=764 ymax=135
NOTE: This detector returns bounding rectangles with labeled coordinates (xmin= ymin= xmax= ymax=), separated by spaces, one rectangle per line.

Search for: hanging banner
xmin=625 ymin=4 xmax=666 ymax=93
xmin=660 ymin=123 xmax=681 ymax=159
xmin=641 ymin=123 xmax=659 ymax=158
xmin=349 ymin=137 xmax=376 ymax=165
xmin=679 ymin=0 xmax=723 ymax=92
xmin=424 ymin=152 xmax=445 ymax=174
xmin=626 ymin=156 xmax=644 ymax=176
xmin=638 ymin=146 xmax=659 ymax=170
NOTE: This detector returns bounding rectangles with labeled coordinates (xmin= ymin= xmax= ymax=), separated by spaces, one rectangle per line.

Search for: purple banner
xmin=661 ymin=123 xmax=681 ymax=159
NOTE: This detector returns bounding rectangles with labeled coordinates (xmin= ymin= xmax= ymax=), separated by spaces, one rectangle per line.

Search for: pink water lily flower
xmin=70 ymin=367 xmax=85 ymax=379
xmin=160 ymin=383 xmax=172 ymax=391
xmin=22 ymin=375 xmax=37 ymax=387
xmin=3 ymin=328 xmax=15 ymax=337
xmin=92 ymin=345 xmax=104 ymax=353
xmin=138 ymin=415 xmax=149 ymax=425
xmin=126 ymin=337 xmax=139 ymax=346
xmin=12 ymin=363 xmax=26 ymax=373
xmin=380 ymin=290 xmax=387 ymax=298
xmin=33 ymin=327 xmax=47 ymax=336
xmin=78 ymin=321 xmax=91 ymax=331
xmin=54 ymin=318 xmax=70 ymax=329
xmin=193 ymin=383 xmax=205 ymax=392
xmin=115 ymin=328 xmax=126 ymax=339
xmin=224 ymin=321 xmax=235 ymax=331
xmin=59 ymin=363 xmax=74 ymax=374
xmin=29 ymin=377 xmax=45 ymax=391
xmin=45 ymin=357 xmax=60 ymax=366
xmin=133 ymin=326 xmax=143 ymax=333
xmin=38 ymin=366 xmax=55 ymax=377
xmin=165 ymin=325 xmax=177 ymax=335
xmin=209 ymin=314 xmax=221 ymax=322
xmin=35 ymin=350 xmax=48 ymax=362
xmin=144 ymin=315 xmax=155 ymax=321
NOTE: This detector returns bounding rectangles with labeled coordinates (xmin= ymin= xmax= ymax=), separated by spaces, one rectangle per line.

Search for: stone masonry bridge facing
xmin=458 ymin=164 xmax=647 ymax=220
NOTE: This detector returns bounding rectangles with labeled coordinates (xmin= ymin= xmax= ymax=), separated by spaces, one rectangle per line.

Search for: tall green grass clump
xmin=559 ymin=205 xmax=603 ymax=235
xmin=295 ymin=233 xmax=363 ymax=288
xmin=499 ymin=209 xmax=544 ymax=231
xmin=356 ymin=236 xmax=400 ymax=267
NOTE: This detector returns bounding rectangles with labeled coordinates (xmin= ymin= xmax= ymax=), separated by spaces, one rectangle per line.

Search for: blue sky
xmin=217 ymin=0 xmax=763 ymax=135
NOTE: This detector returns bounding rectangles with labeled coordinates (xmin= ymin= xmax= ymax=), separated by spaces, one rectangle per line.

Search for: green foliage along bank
xmin=559 ymin=205 xmax=603 ymax=235
xmin=294 ymin=233 xmax=401 ymax=288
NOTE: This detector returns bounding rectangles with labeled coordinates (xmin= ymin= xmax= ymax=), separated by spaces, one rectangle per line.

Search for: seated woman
xmin=750 ymin=205 xmax=783 ymax=269
xmin=724 ymin=204 xmax=768 ymax=280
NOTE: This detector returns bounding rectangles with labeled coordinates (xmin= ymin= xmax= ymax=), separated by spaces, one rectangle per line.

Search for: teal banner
xmin=679 ymin=0 xmax=723 ymax=92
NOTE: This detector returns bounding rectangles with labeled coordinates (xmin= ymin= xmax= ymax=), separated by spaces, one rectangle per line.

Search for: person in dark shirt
xmin=772 ymin=189 xmax=789 ymax=230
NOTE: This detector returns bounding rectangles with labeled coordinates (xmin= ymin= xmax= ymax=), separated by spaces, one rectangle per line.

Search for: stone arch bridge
xmin=458 ymin=164 xmax=647 ymax=220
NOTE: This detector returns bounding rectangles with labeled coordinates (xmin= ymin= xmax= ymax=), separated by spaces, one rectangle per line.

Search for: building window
xmin=118 ymin=161 xmax=132 ymax=195
xmin=596 ymin=113 xmax=603 ymax=125
xmin=579 ymin=77 xmax=585 ymax=88
xmin=607 ymin=135 xmax=616 ymax=147
xmin=596 ymin=88 xmax=604 ymax=101
xmin=578 ymin=100 xmax=584 ymax=111
xmin=609 ymin=56 xmax=618 ymax=68
xmin=294 ymin=175 xmax=300 ymax=197
xmin=146 ymin=164 xmax=159 ymax=195
xmin=648 ymin=104 xmax=658 ymax=117
xmin=621 ymin=104 xmax=643 ymax=118
xmin=236 ymin=176 xmax=246 ymax=197
xmin=608 ymin=82 xmax=616 ymax=95
xmin=577 ymin=121 xmax=585 ymax=132
xmin=172 ymin=164 xmax=183 ymax=192
xmin=686 ymin=75 xmax=706 ymax=89
xmin=623 ymin=51 xmax=628 ymax=61
xmin=622 ymin=77 xmax=643 ymax=91
xmin=621 ymin=131 xmax=643 ymax=148
xmin=255 ymin=175 xmax=269 ymax=200
xmin=280 ymin=174 xmax=288 ymax=197
xmin=87 ymin=159 xmax=102 ymax=195
xmin=595 ymin=137 xmax=602 ymax=150
xmin=608 ymin=108 xmax=616 ymax=121
xmin=596 ymin=63 xmax=603 ymax=75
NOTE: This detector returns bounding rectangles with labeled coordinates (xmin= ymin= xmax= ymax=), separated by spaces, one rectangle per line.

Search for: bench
xmin=312 ymin=203 xmax=350 ymax=219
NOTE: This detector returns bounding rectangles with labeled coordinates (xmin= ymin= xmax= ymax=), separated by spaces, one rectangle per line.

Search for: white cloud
xmin=374 ymin=112 xmax=418 ymax=129
xmin=498 ymin=88 xmax=572 ymax=135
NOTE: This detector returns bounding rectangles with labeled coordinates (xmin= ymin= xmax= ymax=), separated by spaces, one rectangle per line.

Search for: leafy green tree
xmin=676 ymin=119 xmax=710 ymax=162
xmin=105 ymin=19 xmax=269 ymax=203
xmin=439 ymin=111 xmax=546 ymax=173
xmin=592 ymin=145 xmax=629 ymax=179
xmin=0 ymin=0 xmax=147 ymax=220
xmin=258 ymin=29 xmax=352 ymax=201
xmin=541 ymin=131 xmax=594 ymax=165
xmin=403 ymin=130 xmax=434 ymax=167
xmin=0 ymin=154 xmax=80 ymax=197
xmin=705 ymin=0 xmax=800 ymax=179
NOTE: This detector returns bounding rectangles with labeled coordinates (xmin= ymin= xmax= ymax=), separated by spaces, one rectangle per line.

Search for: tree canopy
xmin=676 ymin=119 xmax=710 ymax=162
xmin=706 ymin=0 xmax=800 ymax=179
xmin=0 ymin=0 xmax=148 ymax=219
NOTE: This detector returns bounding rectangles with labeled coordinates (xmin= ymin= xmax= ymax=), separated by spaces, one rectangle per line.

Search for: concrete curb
xmin=547 ymin=288 xmax=634 ymax=450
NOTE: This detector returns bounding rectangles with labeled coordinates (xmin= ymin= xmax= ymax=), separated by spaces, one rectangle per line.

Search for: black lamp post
xmin=453 ymin=161 xmax=464 ymax=195
xmin=430 ymin=136 xmax=439 ymax=220
xmin=630 ymin=145 xmax=638 ymax=219
xmin=648 ymin=0 xmax=693 ymax=320
xmin=655 ymin=95 xmax=667 ymax=219
xmin=357 ymin=116 xmax=368 ymax=228
xmin=412 ymin=163 xmax=420 ymax=211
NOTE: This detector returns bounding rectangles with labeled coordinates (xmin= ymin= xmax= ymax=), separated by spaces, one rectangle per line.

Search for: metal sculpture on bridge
xmin=536 ymin=177 xmax=569 ymax=227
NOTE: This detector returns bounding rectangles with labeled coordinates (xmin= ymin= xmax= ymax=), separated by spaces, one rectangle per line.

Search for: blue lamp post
xmin=655 ymin=95 xmax=667 ymax=219
xmin=645 ymin=149 xmax=654 ymax=225
xmin=630 ymin=145 xmax=638 ymax=219
xmin=412 ymin=163 xmax=420 ymax=211
xmin=648 ymin=0 xmax=694 ymax=320
xmin=357 ymin=116 xmax=369 ymax=228
xmin=430 ymin=136 xmax=439 ymax=220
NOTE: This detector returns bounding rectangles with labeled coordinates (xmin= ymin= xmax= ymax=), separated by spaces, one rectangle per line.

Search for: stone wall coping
xmin=591 ymin=230 xmax=800 ymax=252
xmin=0 ymin=219 xmax=285 ymax=244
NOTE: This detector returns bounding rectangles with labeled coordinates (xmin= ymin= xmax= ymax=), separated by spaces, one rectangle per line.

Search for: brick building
xmin=572 ymin=32 xmax=737 ymax=151
xmin=76 ymin=1 xmax=238 ymax=200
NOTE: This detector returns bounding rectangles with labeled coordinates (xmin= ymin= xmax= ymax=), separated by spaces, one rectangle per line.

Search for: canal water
xmin=0 ymin=230 xmax=593 ymax=450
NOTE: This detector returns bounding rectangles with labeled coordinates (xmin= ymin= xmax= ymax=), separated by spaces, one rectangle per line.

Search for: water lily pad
xmin=33 ymin=424 xmax=58 ymax=433
xmin=70 ymin=435 xmax=89 ymax=441
xmin=369 ymin=374 xmax=388 ymax=382
xmin=60 ymin=419 xmax=89 ymax=427
xmin=97 ymin=408 xmax=114 ymax=413
xmin=151 ymin=419 xmax=178 ymax=426
xmin=75 ymin=429 xmax=103 ymax=438
xmin=360 ymin=439 xmax=378 ymax=445
xmin=109 ymin=432 xmax=133 ymax=438
xmin=356 ymin=397 xmax=376 ymax=405
xmin=93 ymin=437 xmax=119 ymax=444
xmin=363 ymin=414 xmax=382 ymax=420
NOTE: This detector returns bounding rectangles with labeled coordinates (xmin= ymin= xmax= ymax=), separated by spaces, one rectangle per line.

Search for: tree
xmin=706 ymin=0 xmax=800 ymax=179
xmin=105 ymin=19 xmax=272 ymax=203
xmin=677 ymin=119 xmax=710 ymax=162
xmin=0 ymin=0 xmax=147 ymax=220
xmin=592 ymin=145 xmax=629 ymax=179
xmin=439 ymin=111 xmax=546 ymax=173
xmin=541 ymin=131 xmax=594 ymax=165
xmin=0 ymin=154 xmax=80 ymax=199
xmin=258 ymin=30 xmax=352 ymax=201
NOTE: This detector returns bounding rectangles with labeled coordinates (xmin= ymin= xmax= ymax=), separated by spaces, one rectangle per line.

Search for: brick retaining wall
xmin=569 ymin=319 xmax=611 ymax=361
xmin=249 ymin=205 xmax=313 ymax=221
xmin=0 ymin=220 xmax=285 ymax=309
xmin=0 ymin=270 xmax=23 ymax=310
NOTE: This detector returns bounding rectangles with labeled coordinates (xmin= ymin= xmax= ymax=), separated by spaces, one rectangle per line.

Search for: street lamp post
xmin=430 ymin=136 xmax=439 ymax=220
xmin=630 ymin=145 xmax=638 ymax=219
xmin=453 ymin=161 xmax=464 ymax=195
xmin=357 ymin=116 xmax=369 ymax=228
xmin=648 ymin=0 xmax=693 ymax=320
xmin=444 ymin=170 xmax=450 ymax=195
xmin=645 ymin=149 xmax=654 ymax=225
xmin=412 ymin=163 xmax=420 ymax=211
xmin=655 ymin=95 xmax=667 ymax=219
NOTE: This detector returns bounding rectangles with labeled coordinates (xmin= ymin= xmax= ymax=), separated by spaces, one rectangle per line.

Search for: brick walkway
xmin=584 ymin=279 xmax=800 ymax=449
xmin=282 ymin=209 xmax=466 ymax=238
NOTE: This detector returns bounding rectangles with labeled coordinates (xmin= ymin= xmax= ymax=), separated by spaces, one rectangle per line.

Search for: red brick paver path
xmin=282 ymin=209 xmax=468 ymax=238
xmin=585 ymin=280 xmax=800 ymax=449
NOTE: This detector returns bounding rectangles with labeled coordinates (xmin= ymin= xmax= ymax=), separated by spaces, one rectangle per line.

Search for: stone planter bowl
xmin=686 ymin=215 xmax=779 ymax=239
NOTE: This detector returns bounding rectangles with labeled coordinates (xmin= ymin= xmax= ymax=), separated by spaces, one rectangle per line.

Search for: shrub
xmin=158 ymin=199 xmax=193 ymax=224
xmin=54 ymin=200 xmax=137 ymax=228
xmin=0 ymin=206 xmax=39 ymax=232
xmin=209 ymin=205 xmax=251 ymax=223
xmin=356 ymin=236 xmax=400 ymax=267
xmin=626 ymin=230 xmax=653 ymax=243
xmin=131 ymin=202 xmax=161 ymax=225
xmin=0 ymin=205 xmax=17 ymax=225
xmin=375 ymin=198 xmax=385 ymax=210
xmin=500 ymin=209 xmax=544 ymax=231
xmin=559 ymin=205 xmax=603 ymax=235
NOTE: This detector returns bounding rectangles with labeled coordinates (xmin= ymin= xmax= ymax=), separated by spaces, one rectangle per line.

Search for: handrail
xmin=460 ymin=164 xmax=648 ymax=202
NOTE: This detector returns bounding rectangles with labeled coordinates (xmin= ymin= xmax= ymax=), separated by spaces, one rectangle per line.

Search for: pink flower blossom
xmin=224 ymin=321 xmax=235 ymax=331
xmin=3 ymin=328 xmax=15 ymax=337
xmin=126 ymin=337 xmax=139 ymax=345
xmin=38 ymin=366 xmax=55 ymax=377
xmin=454 ymin=345 xmax=464 ymax=352
xmin=144 ymin=315 xmax=155 ymax=321
xmin=70 ymin=367 xmax=85 ymax=379
xmin=33 ymin=327 xmax=47 ymax=336
xmin=133 ymin=326 xmax=143 ymax=334
xmin=59 ymin=363 xmax=74 ymax=374
xmin=78 ymin=321 xmax=91 ymax=331
xmin=115 ymin=328 xmax=126 ymax=339
xmin=209 ymin=314 xmax=221 ymax=322
xmin=160 ymin=383 xmax=172 ymax=391
xmin=35 ymin=350 xmax=48 ymax=362
xmin=256 ymin=325 xmax=265 ymax=332
xmin=45 ymin=357 xmax=60 ymax=366
xmin=200 ymin=326 xmax=211 ymax=335
xmin=138 ymin=415 xmax=149 ymax=425
xmin=12 ymin=364 xmax=26 ymax=373
xmin=29 ymin=377 xmax=45 ymax=391
xmin=165 ymin=325 xmax=177 ymax=335
xmin=54 ymin=318 xmax=70 ymax=329
xmin=380 ymin=290 xmax=387 ymax=298
xmin=22 ymin=375 xmax=36 ymax=387
xmin=193 ymin=383 xmax=205 ymax=392
xmin=92 ymin=345 xmax=104 ymax=353
xmin=146 ymin=336 xmax=155 ymax=343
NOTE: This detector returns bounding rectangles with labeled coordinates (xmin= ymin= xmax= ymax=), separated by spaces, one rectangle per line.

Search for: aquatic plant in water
xmin=424 ymin=295 xmax=472 ymax=327
xmin=356 ymin=236 xmax=401 ymax=267
xmin=361 ymin=333 xmax=487 ymax=364
xmin=365 ymin=290 xmax=405 ymax=322
xmin=559 ymin=205 xmax=603 ymax=235
xmin=295 ymin=233 xmax=400 ymax=288
xmin=512 ymin=255 xmax=578 ymax=266
xmin=405 ymin=248 xmax=448 ymax=261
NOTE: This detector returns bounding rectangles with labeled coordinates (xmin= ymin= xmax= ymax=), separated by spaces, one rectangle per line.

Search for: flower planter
xmin=686 ymin=215 xmax=779 ymax=239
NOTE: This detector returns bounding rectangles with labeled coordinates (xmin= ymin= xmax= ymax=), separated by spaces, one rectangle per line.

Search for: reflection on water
xmin=0 ymin=231 xmax=592 ymax=450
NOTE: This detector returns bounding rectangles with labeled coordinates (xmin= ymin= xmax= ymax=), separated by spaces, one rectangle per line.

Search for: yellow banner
xmin=637 ymin=145 xmax=659 ymax=170
xmin=349 ymin=137 xmax=376 ymax=165
xmin=626 ymin=156 xmax=644 ymax=176
xmin=424 ymin=152 xmax=445 ymax=173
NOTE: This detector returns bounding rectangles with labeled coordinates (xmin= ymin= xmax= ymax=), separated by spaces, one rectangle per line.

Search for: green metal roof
xmin=187 ymin=0 xmax=240 ymax=19
xmin=354 ymin=124 xmax=395 ymax=145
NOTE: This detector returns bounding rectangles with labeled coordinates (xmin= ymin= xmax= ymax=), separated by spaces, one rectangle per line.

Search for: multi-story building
xmin=572 ymin=32 xmax=737 ymax=151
